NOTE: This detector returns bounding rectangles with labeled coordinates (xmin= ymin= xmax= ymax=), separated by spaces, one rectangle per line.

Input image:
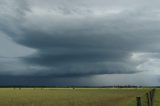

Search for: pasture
xmin=153 ymin=89 xmax=160 ymax=106
xmin=0 ymin=88 xmax=150 ymax=106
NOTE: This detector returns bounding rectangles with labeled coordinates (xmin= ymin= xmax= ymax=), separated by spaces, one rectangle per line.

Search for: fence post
xmin=136 ymin=97 xmax=141 ymax=106
xmin=150 ymin=91 xmax=153 ymax=105
xmin=151 ymin=89 xmax=156 ymax=106
xmin=146 ymin=93 xmax=151 ymax=106
xmin=149 ymin=91 xmax=153 ymax=102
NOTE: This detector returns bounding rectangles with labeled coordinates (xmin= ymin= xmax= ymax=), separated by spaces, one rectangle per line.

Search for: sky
xmin=0 ymin=0 xmax=160 ymax=86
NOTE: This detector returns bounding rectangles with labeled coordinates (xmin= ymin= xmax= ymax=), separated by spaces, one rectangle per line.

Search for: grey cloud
xmin=1 ymin=0 xmax=160 ymax=81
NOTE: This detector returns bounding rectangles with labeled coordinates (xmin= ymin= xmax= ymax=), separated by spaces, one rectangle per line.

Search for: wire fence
xmin=136 ymin=89 xmax=155 ymax=106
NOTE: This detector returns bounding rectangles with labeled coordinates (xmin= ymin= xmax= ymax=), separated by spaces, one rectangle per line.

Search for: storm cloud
xmin=1 ymin=0 xmax=160 ymax=85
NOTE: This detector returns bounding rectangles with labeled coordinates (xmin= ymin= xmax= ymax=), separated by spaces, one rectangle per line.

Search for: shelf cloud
xmin=1 ymin=0 xmax=160 ymax=85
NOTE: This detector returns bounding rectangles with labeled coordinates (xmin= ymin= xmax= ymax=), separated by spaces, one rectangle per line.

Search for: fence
xmin=136 ymin=89 xmax=155 ymax=106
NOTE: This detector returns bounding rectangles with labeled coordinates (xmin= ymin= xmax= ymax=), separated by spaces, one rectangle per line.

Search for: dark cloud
xmin=1 ymin=0 xmax=160 ymax=85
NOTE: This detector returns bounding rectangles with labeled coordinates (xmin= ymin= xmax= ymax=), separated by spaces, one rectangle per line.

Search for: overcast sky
xmin=0 ymin=0 xmax=160 ymax=86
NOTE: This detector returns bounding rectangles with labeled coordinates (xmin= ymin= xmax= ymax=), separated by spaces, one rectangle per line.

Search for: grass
xmin=126 ymin=91 xmax=148 ymax=106
xmin=153 ymin=88 xmax=160 ymax=106
xmin=0 ymin=88 xmax=149 ymax=106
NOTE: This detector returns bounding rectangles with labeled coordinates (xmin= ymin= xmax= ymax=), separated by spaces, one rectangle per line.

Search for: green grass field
xmin=0 ymin=88 xmax=149 ymax=106
xmin=153 ymin=89 xmax=160 ymax=106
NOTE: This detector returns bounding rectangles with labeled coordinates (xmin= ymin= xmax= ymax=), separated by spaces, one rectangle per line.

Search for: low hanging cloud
xmin=1 ymin=0 xmax=160 ymax=81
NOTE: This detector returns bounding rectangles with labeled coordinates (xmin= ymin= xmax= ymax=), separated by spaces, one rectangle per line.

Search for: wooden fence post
xmin=151 ymin=89 xmax=156 ymax=106
xmin=137 ymin=89 xmax=156 ymax=106
xmin=150 ymin=91 xmax=153 ymax=105
xmin=149 ymin=91 xmax=153 ymax=102
xmin=136 ymin=97 xmax=141 ymax=106
xmin=146 ymin=93 xmax=151 ymax=106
